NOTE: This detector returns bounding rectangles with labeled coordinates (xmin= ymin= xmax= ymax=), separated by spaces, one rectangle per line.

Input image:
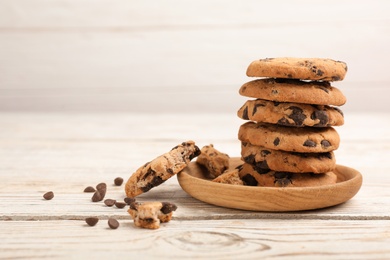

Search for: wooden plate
xmin=177 ymin=157 xmax=362 ymax=212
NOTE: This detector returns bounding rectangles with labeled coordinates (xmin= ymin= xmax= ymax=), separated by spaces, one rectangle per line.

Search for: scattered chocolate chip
xmin=91 ymin=191 xmax=103 ymax=202
xmin=85 ymin=217 xmax=99 ymax=226
xmin=115 ymin=202 xmax=127 ymax=209
xmin=108 ymin=218 xmax=119 ymax=229
xmin=83 ymin=186 xmax=96 ymax=193
xmin=104 ymin=199 xmax=116 ymax=207
xmin=124 ymin=197 xmax=136 ymax=205
xmin=96 ymin=183 xmax=107 ymax=191
xmin=161 ymin=202 xmax=177 ymax=214
xmin=114 ymin=177 xmax=123 ymax=186
xmin=43 ymin=191 xmax=54 ymax=200
xmin=303 ymin=140 xmax=317 ymax=147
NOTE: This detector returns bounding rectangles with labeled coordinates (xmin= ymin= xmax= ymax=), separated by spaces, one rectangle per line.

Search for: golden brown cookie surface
xmin=241 ymin=142 xmax=336 ymax=174
xmin=239 ymin=78 xmax=346 ymax=106
xmin=238 ymin=122 xmax=340 ymax=153
xmin=246 ymin=57 xmax=348 ymax=81
xmin=196 ymin=144 xmax=230 ymax=178
xmin=237 ymin=99 xmax=344 ymax=127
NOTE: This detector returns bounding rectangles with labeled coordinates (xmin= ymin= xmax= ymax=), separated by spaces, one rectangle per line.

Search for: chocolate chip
xmin=108 ymin=218 xmax=119 ymax=229
xmin=261 ymin=150 xmax=271 ymax=156
xmin=316 ymin=69 xmax=324 ymax=76
xmin=311 ymin=110 xmax=329 ymax=127
xmin=243 ymin=154 xmax=255 ymax=164
xmin=254 ymin=161 xmax=270 ymax=174
xmin=95 ymin=183 xmax=106 ymax=199
xmin=83 ymin=186 xmax=96 ymax=193
xmin=124 ymin=197 xmax=136 ymax=205
xmin=161 ymin=202 xmax=177 ymax=214
xmin=91 ymin=190 xmax=104 ymax=202
xmin=167 ymin=168 xmax=174 ymax=175
xmin=318 ymin=86 xmax=330 ymax=93
xmin=273 ymin=137 xmax=280 ymax=146
xmin=115 ymin=202 xmax=127 ymax=209
xmin=303 ymin=140 xmax=317 ymax=147
xmin=242 ymin=174 xmax=258 ymax=186
xmin=274 ymin=172 xmax=293 ymax=187
xmin=242 ymin=106 xmax=249 ymax=120
xmin=129 ymin=202 xmax=139 ymax=210
xmin=85 ymin=217 xmax=99 ymax=226
xmin=321 ymin=140 xmax=331 ymax=148
xmin=96 ymin=183 xmax=107 ymax=192
xmin=140 ymin=176 xmax=164 ymax=193
xmin=114 ymin=177 xmax=123 ymax=186
xmin=43 ymin=191 xmax=54 ymax=200
xmin=189 ymin=146 xmax=201 ymax=160
xmin=288 ymin=106 xmax=306 ymax=126
xmin=333 ymin=107 xmax=344 ymax=116
xmin=104 ymin=199 xmax=116 ymax=207
xmin=252 ymin=103 xmax=265 ymax=116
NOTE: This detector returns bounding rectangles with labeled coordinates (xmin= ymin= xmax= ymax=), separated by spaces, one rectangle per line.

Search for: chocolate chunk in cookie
xmin=128 ymin=201 xmax=177 ymax=229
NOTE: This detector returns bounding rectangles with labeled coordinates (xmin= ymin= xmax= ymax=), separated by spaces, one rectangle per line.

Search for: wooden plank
xmin=0 ymin=219 xmax=389 ymax=259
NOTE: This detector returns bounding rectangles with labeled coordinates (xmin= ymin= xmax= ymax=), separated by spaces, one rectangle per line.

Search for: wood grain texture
xmin=1 ymin=219 xmax=389 ymax=259
xmin=0 ymin=0 xmax=389 ymax=113
xmin=0 ymin=112 xmax=389 ymax=258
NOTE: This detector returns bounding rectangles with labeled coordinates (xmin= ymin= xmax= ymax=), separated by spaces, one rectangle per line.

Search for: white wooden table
xmin=1 ymin=112 xmax=389 ymax=259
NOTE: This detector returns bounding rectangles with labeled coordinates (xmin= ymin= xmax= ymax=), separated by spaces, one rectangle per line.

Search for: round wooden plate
xmin=177 ymin=157 xmax=362 ymax=212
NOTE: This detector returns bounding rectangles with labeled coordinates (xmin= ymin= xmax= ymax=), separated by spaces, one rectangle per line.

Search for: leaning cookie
xmin=128 ymin=201 xmax=177 ymax=229
xmin=196 ymin=144 xmax=230 ymax=178
xmin=246 ymin=57 xmax=348 ymax=81
xmin=238 ymin=163 xmax=337 ymax=187
xmin=237 ymin=99 xmax=344 ymax=127
xmin=238 ymin=122 xmax=340 ymax=153
xmin=125 ymin=141 xmax=200 ymax=198
xmin=241 ymin=142 xmax=336 ymax=174
xmin=239 ymin=78 xmax=346 ymax=106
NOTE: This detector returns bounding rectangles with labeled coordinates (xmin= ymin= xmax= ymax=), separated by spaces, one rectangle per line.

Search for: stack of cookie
xmin=236 ymin=57 xmax=348 ymax=187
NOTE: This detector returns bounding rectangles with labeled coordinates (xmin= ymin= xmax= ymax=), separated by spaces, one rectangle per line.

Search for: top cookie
xmin=246 ymin=57 xmax=348 ymax=81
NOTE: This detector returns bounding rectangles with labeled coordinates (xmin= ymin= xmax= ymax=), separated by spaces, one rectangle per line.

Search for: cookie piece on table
xmin=237 ymin=99 xmax=344 ymax=127
xmin=246 ymin=57 xmax=348 ymax=81
xmin=238 ymin=163 xmax=337 ymax=187
xmin=125 ymin=141 xmax=200 ymax=198
xmin=196 ymin=144 xmax=230 ymax=178
xmin=238 ymin=122 xmax=340 ymax=153
xmin=128 ymin=201 xmax=177 ymax=229
xmin=241 ymin=142 xmax=336 ymax=174
xmin=239 ymin=78 xmax=346 ymax=106
xmin=212 ymin=167 xmax=244 ymax=185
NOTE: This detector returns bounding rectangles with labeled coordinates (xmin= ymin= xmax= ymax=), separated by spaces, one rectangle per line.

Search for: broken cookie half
xmin=125 ymin=140 xmax=200 ymax=198
xmin=128 ymin=201 xmax=177 ymax=229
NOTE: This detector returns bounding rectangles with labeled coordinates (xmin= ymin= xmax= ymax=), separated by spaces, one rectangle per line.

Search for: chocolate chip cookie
xmin=128 ymin=201 xmax=177 ymax=229
xmin=239 ymin=78 xmax=346 ymax=106
xmin=238 ymin=163 xmax=338 ymax=187
xmin=246 ymin=57 xmax=348 ymax=81
xmin=238 ymin=122 xmax=340 ymax=153
xmin=125 ymin=141 xmax=200 ymax=198
xmin=241 ymin=142 xmax=336 ymax=173
xmin=237 ymin=99 xmax=344 ymax=127
xmin=196 ymin=144 xmax=230 ymax=178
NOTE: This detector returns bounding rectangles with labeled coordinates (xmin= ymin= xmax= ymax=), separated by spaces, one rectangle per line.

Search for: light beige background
xmin=1 ymin=0 xmax=389 ymax=113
